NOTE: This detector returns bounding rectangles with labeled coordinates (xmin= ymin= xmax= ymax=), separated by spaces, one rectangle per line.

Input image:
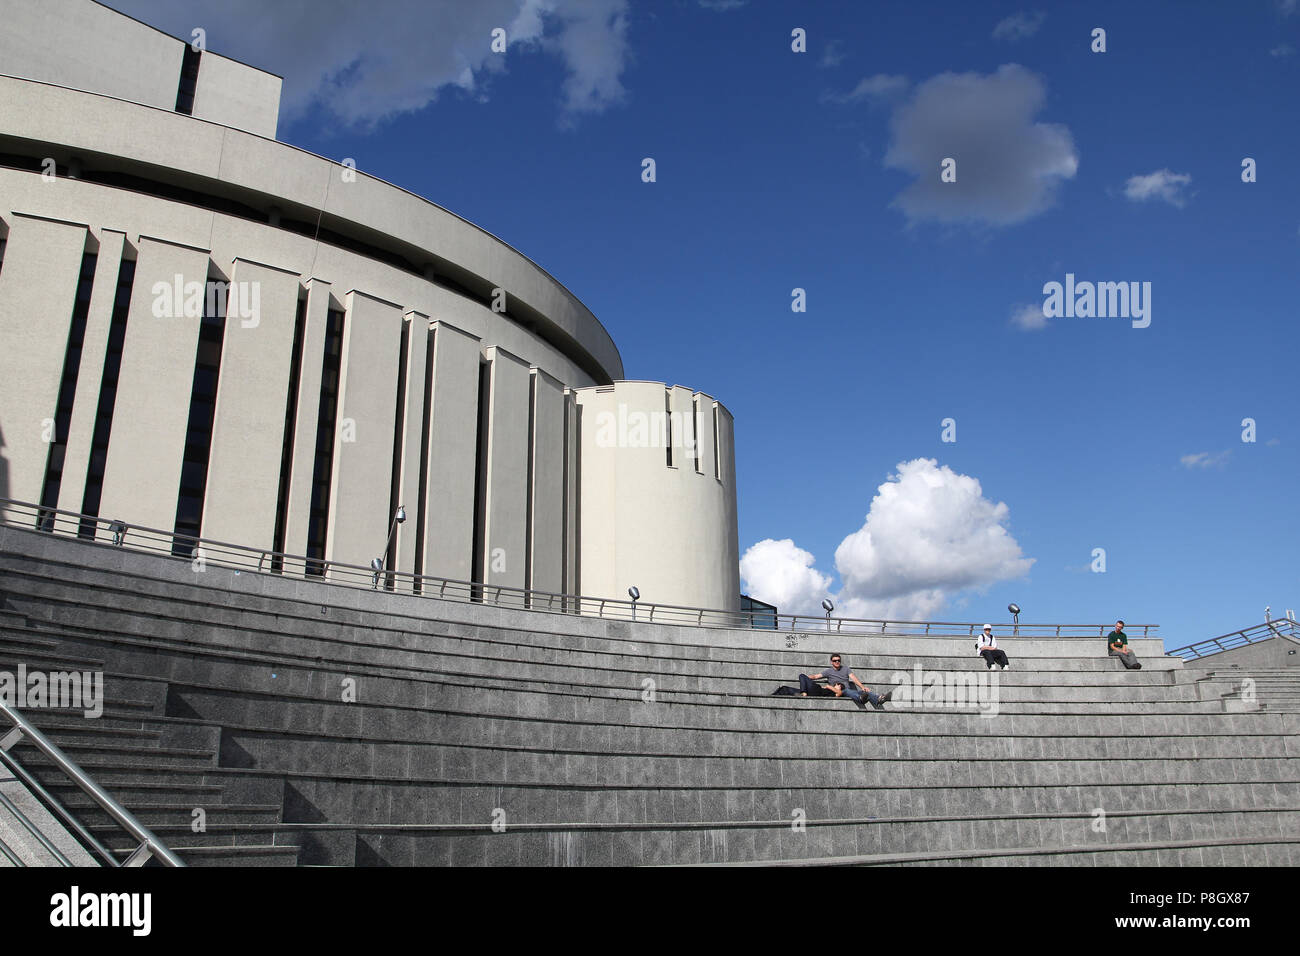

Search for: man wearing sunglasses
xmin=800 ymin=654 xmax=892 ymax=711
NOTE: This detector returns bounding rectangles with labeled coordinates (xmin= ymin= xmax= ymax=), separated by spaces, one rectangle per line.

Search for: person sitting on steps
xmin=977 ymin=624 xmax=1009 ymax=670
xmin=1107 ymin=619 xmax=1142 ymax=670
xmin=800 ymin=653 xmax=893 ymax=711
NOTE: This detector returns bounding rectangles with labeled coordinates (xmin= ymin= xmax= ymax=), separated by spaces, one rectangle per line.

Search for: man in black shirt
xmin=1107 ymin=619 xmax=1142 ymax=669
xmin=800 ymin=653 xmax=893 ymax=710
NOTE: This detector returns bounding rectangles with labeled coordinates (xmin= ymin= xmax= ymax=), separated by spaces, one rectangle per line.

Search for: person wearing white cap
xmin=976 ymin=624 xmax=1009 ymax=670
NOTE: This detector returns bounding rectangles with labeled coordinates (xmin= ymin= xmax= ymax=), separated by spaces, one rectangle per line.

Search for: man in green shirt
xmin=1107 ymin=619 xmax=1142 ymax=669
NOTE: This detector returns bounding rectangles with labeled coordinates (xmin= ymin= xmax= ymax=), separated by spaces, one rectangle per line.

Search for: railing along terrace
xmin=1168 ymin=619 xmax=1300 ymax=662
xmin=0 ymin=497 xmax=1156 ymax=638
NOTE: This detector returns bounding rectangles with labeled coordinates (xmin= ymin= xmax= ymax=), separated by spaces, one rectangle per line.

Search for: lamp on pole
xmin=1008 ymin=603 xmax=1021 ymax=636
xmin=628 ymin=586 xmax=640 ymax=621
xmin=373 ymin=505 xmax=406 ymax=589
xmin=822 ymin=598 xmax=834 ymax=629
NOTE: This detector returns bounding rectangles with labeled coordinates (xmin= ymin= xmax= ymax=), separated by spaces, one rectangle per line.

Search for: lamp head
xmin=628 ymin=586 xmax=640 ymax=601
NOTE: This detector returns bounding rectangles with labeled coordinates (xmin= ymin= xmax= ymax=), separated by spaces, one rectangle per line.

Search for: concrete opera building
xmin=0 ymin=0 xmax=741 ymax=612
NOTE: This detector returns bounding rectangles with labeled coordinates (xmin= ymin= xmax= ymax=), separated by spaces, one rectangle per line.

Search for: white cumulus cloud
xmin=739 ymin=539 xmax=833 ymax=615
xmin=1123 ymin=169 xmax=1193 ymax=207
xmin=105 ymin=0 xmax=631 ymax=128
xmin=739 ymin=459 xmax=1035 ymax=622
xmin=882 ymin=64 xmax=1078 ymax=227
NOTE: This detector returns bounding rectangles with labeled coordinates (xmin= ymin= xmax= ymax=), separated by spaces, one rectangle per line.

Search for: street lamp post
xmin=373 ymin=505 xmax=406 ymax=589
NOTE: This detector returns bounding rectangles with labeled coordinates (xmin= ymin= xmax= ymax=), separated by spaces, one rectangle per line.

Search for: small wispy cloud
xmin=1277 ymin=0 xmax=1297 ymax=17
xmin=822 ymin=73 xmax=910 ymax=105
xmin=1266 ymin=438 xmax=1281 ymax=446
xmin=1009 ymin=303 xmax=1048 ymax=331
xmin=1180 ymin=451 xmax=1231 ymax=469
xmin=698 ymin=0 xmax=747 ymax=10
xmin=1270 ymin=43 xmax=1295 ymax=56
xmin=992 ymin=11 xmax=1046 ymax=42
xmin=1124 ymin=169 xmax=1193 ymax=207
xmin=820 ymin=39 xmax=845 ymax=68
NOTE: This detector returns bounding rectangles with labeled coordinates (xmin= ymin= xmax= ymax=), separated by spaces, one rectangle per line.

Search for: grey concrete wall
xmin=481 ymin=347 xmax=531 ymax=590
xmin=529 ymin=368 xmax=565 ymax=595
xmin=0 ymin=74 xmax=622 ymax=382
xmin=325 ymin=291 xmax=402 ymax=573
xmin=191 ymin=50 xmax=281 ymax=139
xmin=0 ymin=67 xmax=748 ymax=619
xmin=0 ymin=213 xmax=87 ymax=506
xmin=97 ymin=237 xmax=209 ymax=536
xmin=574 ymin=382 xmax=742 ymax=612
xmin=56 ymin=228 xmax=125 ymax=515
xmin=420 ymin=321 xmax=481 ymax=582
xmin=201 ymin=258 xmax=300 ymax=549
xmin=1190 ymin=634 xmax=1300 ymax=669
xmin=0 ymin=0 xmax=183 ymax=113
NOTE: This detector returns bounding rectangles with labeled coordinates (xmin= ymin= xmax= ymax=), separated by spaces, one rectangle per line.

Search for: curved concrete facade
xmin=575 ymin=383 xmax=741 ymax=612
xmin=0 ymin=0 xmax=740 ymax=612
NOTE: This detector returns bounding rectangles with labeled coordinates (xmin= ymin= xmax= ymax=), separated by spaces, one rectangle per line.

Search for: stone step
xmin=71 ymin=802 xmax=283 ymax=830
xmin=3 ymin=614 xmax=1182 ymax=697
xmin=128 ymin=843 xmax=300 ymax=867
xmin=162 ymin=681 xmax=1297 ymax=738
xmin=212 ymin=730 xmax=1300 ymax=788
xmin=43 ymin=780 xmax=227 ymax=805
xmin=0 ymin=564 xmax=1173 ymax=669
xmin=16 ymin=740 xmax=217 ymax=771
xmin=0 ymin=645 xmax=106 ymax=673
xmin=44 ymin=765 xmax=287 ymax=806
xmin=16 ymin=719 xmax=162 ymax=747
xmin=275 ymin=778 xmax=1300 ymax=827
xmin=263 ymin=807 xmax=1300 ymax=866
xmin=713 ymin=835 xmax=1300 ymax=867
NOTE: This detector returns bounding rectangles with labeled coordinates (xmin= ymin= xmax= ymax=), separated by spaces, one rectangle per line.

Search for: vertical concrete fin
xmin=324 ymin=290 xmax=403 ymax=574
xmin=281 ymin=278 xmax=331 ymax=561
xmin=97 ymin=236 xmax=209 ymax=536
xmin=0 ymin=214 xmax=90 ymax=508
xmin=201 ymin=258 xmax=300 ymax=550
xmin=481 ymin=345 xmax=530 ymax=591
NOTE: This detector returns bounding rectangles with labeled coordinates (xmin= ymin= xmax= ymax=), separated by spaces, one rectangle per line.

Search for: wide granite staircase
xmin=0 ymin=523 xmax=1297 ymax=866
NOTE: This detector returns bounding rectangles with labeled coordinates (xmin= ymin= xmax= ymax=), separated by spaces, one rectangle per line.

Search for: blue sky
xmin=111 ymin=0 xmax=1300 ymax=647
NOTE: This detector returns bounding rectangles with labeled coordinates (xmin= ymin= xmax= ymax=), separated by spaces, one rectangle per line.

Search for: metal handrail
xmin=1169 ymin=618 xmax=1300 ymax=662
xmin=0 ymin=496 xmax=1157 ymax=639
xmin=0 ymin=745 xmax=118 ymax=865
xmin=0 ymin=831 xmax=23 ymax=867
xmin=0 ymin=777 xmax=72 ymax=865
xmin=0 ymin=700 xmax=185 ymax=867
